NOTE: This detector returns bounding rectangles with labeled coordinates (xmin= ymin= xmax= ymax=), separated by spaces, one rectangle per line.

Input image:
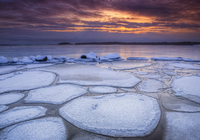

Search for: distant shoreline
xmin=58 ymin=42 xmax=200 ymax=45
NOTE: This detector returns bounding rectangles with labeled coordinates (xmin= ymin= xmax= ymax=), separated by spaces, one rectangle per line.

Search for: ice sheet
xmin=0 ymin=93 xmax=24 ymax=105
xmin=171 ymin=76 xmax=200 ymax=103
xmin=25 ymin=84 xmax=87 ymax=104
xmin=126 ymin=57 xmax=149 ymax=60
xmin=164 ymin=112 xmax=200 ymax=140
xmin=0 ymin=66 xmax=20 ymax=74
xmin=138 ymin=79 xmax=163 ymax=92
xmin=0 ymin=105 xmax=8 ymax=113
xmin=0 ymin=71 xmax=56 ymax=94
xmin=107 ymin=62 xmax=152 ymax=70
xmin=0 ymin=106 xmax=47 ymax=129
xmin=0 ymin=117 xmax=67 ymax=140
xmin=89 ymin=86 xmax=117 ymax=94
xmin=59 ymin=93 xmax=161 ymax=137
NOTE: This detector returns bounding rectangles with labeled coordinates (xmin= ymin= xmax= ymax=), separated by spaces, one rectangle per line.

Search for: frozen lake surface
xmin=0 ymin=45 xmax=200 ymax=139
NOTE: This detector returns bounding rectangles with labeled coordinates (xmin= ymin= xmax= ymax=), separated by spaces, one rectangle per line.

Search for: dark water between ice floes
xmin=0 ymin=45 xmax=200 ymax=60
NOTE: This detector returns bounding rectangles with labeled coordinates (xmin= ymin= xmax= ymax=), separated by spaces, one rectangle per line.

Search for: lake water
xmin=0 ymin=45 xmax=200 ymax=60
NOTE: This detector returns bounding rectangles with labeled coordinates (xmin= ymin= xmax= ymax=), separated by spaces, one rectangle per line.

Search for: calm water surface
xmin=0 ymin=45 xmax=200 ymax=60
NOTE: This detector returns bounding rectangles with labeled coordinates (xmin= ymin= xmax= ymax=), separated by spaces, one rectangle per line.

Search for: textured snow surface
xmin=0 ymin=105 xmax=8 ymax=113
xmin=164 ymin=112 xmax=200 ymax=140
xmin=120 ymin=88 xmax=136 ymax=92
xmin=171 ymin=76 xmax=200 ymax=103
xmin=21 ymin=64 xmax=54 ymax=69
xmin=0 ymin=71 xmax=56 ymax=93
xmin=0 ymin=106 xmax=47 ymax=129
xmin=25 ymin=84 xmax=87 ymax=104
xmin=127 ymin=57 xmax=149 ymax=60
xmin=0 ymin=93 xmax=24 ymax=105
xmin=138 ymin=79 xmax=163 ymax=92
xmin=108 ymin=62 xmax=151 ymax=70
xmin=169 ymin=63 xmax=200 ymax=69
xmin=0 ymin=56 xmax=8 ymax=64
xmin=89 ymin=86 xmax=117 ymax=94
xmin=0 ymin=117 xmax=67 ymax=140
xmin=163 ymin=70 xmax=177 ymax=76
xmin=55 ymin=65 xmax=141 ymax=87
xmin=59 ymin=93 xmax=161 ymax=137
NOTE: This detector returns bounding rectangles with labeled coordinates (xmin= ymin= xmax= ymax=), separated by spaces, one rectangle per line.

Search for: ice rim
xmin=59 ymin=93 xmax=161 ymax=137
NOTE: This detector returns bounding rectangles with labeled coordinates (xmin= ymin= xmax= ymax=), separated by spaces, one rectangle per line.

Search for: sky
xmin=0 ymin=0 xmax=200 ymax=45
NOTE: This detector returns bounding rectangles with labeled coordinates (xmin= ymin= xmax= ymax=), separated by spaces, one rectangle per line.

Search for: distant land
xmin=58 ymin=42 xmax=200 ymax=45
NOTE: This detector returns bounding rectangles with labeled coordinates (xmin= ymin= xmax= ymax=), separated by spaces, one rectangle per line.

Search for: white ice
xmin=171 ymin=76 xmax=200 ymax=103
xmin=0 ymin=56 xmax=8 ymax=64
xmin=12 ymin=58 xmax=19 ymax=63
xmin=0 ymin=93 xmax=24 ymax=105
xmin=164 ymin=112 xmax=200 ymax=140
xmin=20 ymin=63 xmax=55 ymax=69
xmin=138 ymin=79 xmax=163 ymax=92
xmin=72 ymin=131 xmax=110 ymax=140
xmin=89 ymin=86 xmax=117 ymax=94
xmin=59 ymin=93 xmax=161 ymax=137
xmin=21 ymin=56 xmax=33 ymax=64
xmin=120 ymin=88 xmax=136 ymax=92
xmin=151 ymin=57 xmax=199 ymax=62
xmin=25 ymin=84 xmax=87 ymax=104
xmin=105 ymin=53 xmax=121 ymax=59
xmin=0 ymin=106 xmax=47 ymax=129
xmin=163 ymin=70 xmax=177 ymax=76
xmin=169 ymin=63 xmax=200 ymax=69
xmin=0 ymin=71 xmax=56 ymax=93
xmin=107 ymin=62 xmax=152 ymax=70
xmin=0 ymin=117 xmax=67 ymax=140
xmin=0 ymin=105 xmax=8 ymax=113
xmin=126 ymin=57 xmax=149 ymax=60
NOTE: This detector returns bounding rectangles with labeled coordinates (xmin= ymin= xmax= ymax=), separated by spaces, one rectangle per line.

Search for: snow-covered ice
xmin=12 ymin=58 xmax=19 ymax=63
xmin=105 ymin=53 xmax=121 ymax=59
xmin=151 ymin=57 xmax=199 ymax=62
xmin=171 ymin=76 xmax=200 ymax=103
xmin=120 ymin=88 xmax=136 ymax=92
xmin=0 ymin=117 xmax=67 ymax=140
xmin=19 ymin=63 xmax=55 ymax=69
xmin=89 ymin=86 xmax=117 ymax=94
xmin=127 ymin=57 xmax=149 ymax=60
xmin=169 ymin=63 xmax=200 ymax=69
xmin=138 ymin=79 xmax=163 ymax=92
xmin=0 ymin=93 xmax=24 ymax=105
xmin=164 ymin=112 xmax=200 ymax=140
xmin=0 ymin=56 xmax=8 ymax=64
xmin=25 ymin=84 xmax=87 ymax=104
xmin=0 ymin=106 xmax=47 ymax=129
xmin=0 ymin=71 xmax=56 ymax=93
xmin=163 ymin=70 xmax=177 ymax=76
xmin=21 ymin=56 xmax=33 ymax=64
xmin=107 ymin=62 xmax=152 ymax=70
xmin=0 ymin=105 xmax=8 ymax=113
xmin=59 ymin=93 xmax=161 ymax=137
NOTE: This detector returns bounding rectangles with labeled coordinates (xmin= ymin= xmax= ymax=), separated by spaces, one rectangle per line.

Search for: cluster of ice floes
xmin=0 ymin=117 xmax=67 ymax=140
xmin=89 ymin=86 xmax=117 ymax=94
xmin=25 ymin=84 xmax=87 ymax=104
xmin=0 ymin=71 xmax=56 ymax=93
xmin=59 ymin=93 xmax=161 ymax=137
xmin=1 ymin=55 xmax=200 ymax=139
xmin=171 ymin=76 xmax=200 ymax=103
xmin=0 ymin=106 xmax=47 ymax=129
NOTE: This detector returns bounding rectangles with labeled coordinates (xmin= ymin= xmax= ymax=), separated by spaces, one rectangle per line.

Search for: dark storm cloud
xmin=0 ymin=0 xmax=200 ymax=30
